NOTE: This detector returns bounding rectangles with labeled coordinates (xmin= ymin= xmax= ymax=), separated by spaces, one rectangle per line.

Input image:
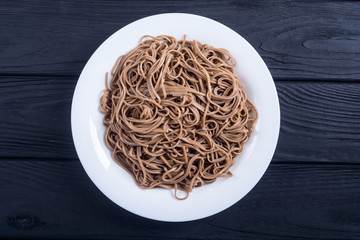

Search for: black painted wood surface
xmin=1 ymin=0 xmax=360 ymax=80
xmin=1 ymin=0 xmax=359 ymax=239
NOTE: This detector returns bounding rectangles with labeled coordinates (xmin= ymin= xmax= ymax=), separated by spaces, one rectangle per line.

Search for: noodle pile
xmin=100 ymin=35 xmax=257 ymax=199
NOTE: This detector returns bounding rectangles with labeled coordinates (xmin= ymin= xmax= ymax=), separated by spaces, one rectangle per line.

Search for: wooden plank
xmin=0 ymin=160 xmax=359 ymax=239
xmin=1 ymin=76 xmax=360 ymax=163
xmin=0 ymin=0 xmax=359 ymax=80
xmin=0 ymin=76 xmax=78 ymax=159
xmin=274 ymin=81 xmax=360 ymax=164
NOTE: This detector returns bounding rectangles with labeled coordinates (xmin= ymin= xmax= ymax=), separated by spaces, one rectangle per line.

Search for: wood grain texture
xmin=0 ymin=0 xmax=359 ymax=80
xmin=275 ymin=81 xmax=360 ymax=164
xmin=0 ymin=160 xmax=359 ymax=239
xmin=0 ymin=76 xmax=77 ymax=160
xmin=1 ymin=76 xmax=359 ymax=163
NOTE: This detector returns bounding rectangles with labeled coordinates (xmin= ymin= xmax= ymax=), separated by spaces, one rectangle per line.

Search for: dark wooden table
xmin=1 ymin=1 xmax=360 ymax=239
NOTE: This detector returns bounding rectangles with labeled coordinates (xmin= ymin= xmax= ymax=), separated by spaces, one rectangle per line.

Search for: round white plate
xmin=71 ymin=13 xmax=280 ymax=222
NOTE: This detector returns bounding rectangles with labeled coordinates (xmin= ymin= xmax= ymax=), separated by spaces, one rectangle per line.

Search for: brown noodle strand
xmin=100 ymin=35 xmax=257 ymax=200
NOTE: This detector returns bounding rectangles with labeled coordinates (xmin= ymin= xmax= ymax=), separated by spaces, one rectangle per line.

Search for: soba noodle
xmin=100 ymin=35 xmax=257 ymax=200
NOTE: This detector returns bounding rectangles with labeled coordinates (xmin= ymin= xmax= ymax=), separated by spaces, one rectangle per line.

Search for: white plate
xmin=71 ymin=13 xmax=280 ymax=222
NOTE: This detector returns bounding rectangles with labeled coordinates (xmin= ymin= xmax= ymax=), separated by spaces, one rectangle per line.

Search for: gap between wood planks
xmin=0 ymin=73 xmax=359 ymax=83
xmin=2 ymin=157 xmax=360 ymax=166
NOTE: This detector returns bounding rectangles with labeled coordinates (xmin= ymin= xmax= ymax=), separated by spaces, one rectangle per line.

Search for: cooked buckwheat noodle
xmin=100 ymin=35 xmax=257 ymax=200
